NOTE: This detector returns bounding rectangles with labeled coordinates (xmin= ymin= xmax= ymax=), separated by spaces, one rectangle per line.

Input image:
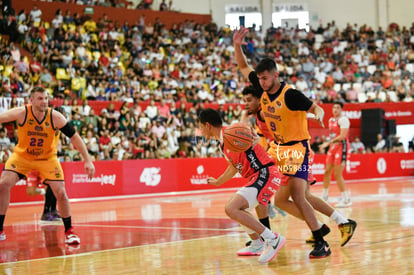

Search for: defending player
xmin=242 ymin=85 xmax=357 ymax=246
xmin=0 ymin=87 xmax=95 ymax=244
xmin=234 ymin=27 xmax=330 ymax=258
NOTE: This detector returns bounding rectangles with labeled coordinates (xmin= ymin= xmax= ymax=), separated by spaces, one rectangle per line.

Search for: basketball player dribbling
xmin=198 ymin=108 xmax=285 ymax=264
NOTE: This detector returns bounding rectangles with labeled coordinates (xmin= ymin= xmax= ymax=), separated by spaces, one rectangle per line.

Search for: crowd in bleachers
xmin=0 ymin=4 xmax=414 ymax=162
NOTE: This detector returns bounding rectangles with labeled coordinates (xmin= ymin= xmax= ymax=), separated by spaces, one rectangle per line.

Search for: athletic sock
xmin=260 ymin=227 xmax=276 ymax=240
xmin=330 ymin=210 xmax=348 ymax=224
xmin=0 ymin=215 xmax=5 ymax=231
xmin=259 ymin=217 xmax=271 ymax=229
xmin=62 ymin=216 xmax=72 ymax=232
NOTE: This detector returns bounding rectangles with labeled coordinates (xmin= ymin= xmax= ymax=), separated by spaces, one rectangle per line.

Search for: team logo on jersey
xmin=267 ymin=106 xmax=275 ymax=113
xmin=28 ymin=119 xmax=34 ymax=125
xmin=276 ymin=101 xmax=282 ymax=108
xmin=235 ymin=163 xmax=243 ymax=174
xmin=35 ymin=126 xmax=43 ymax=132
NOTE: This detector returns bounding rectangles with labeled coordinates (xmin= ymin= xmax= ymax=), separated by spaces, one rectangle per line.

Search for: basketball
xmin=223 ymin=123 xmax=253 ymax=153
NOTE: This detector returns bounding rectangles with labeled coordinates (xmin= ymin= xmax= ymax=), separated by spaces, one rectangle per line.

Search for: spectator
xmin=373 ymin=133 xmax=386 ymax=152
xmin=159 ymin=0 xmax=168 ymax=11
xmin=0 ymin=128 xmax=11 ymax=150
xmin=350 ymin=137 xmax=365 ymax=153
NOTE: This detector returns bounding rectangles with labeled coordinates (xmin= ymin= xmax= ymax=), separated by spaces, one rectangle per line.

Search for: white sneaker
xmin=322 ymin=194 xmax=329 ymax=202
xmin=258 ymin=234 xmax=286 ymax=264
xmin=0 ymin=231 xmax=5 ymax=241
xmin=335 ymin=198 xmax=352 ymax=208
xmin=237 ymin=242 xmax=264 ymax=256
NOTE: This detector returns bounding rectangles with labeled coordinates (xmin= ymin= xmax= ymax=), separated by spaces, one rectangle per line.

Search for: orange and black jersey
xmin=248 ymin=71 xmax=312 ymax=144
xmin=14 ymin=105 xmax=59 ymax=160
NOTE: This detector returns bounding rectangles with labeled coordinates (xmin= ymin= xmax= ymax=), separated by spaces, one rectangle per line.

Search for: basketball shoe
xmin=258 ymin=234 xmax=286 ymax=264
xmin=309 ymin=240 xmax=331 ymax=258
xmin=245 ymin=237 xmax=264 ymax=247
xmin=336 ymin=197 xmax=352 ymax=208
xmin=237 ymin=242 xmax=264 ymax=256
xmin=0 ymin=231 xmax=5 ymax=241
xmin=305 ymin=224 xmax=331 ymax=243
xmin=65 ymin=228 xmax=80 ymax=245
xmin=339 ymin=219 xmax=357 ymax=246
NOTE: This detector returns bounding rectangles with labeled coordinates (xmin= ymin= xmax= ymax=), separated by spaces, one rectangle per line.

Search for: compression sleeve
xmin=284 ymin=89 xmax=313 ymax=111
xmin=60 ymin=122 xmax=76 ymax=138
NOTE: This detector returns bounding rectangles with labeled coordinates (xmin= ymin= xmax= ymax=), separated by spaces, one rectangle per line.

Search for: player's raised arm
xmin=233 ymin=27 xmax=255 ymax=79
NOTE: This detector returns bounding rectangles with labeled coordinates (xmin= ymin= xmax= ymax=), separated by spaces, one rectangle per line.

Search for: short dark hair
xmin=242 ymin=85 xmax=261 ymax=99
xmin=198 ymin=108 xmax=222 ymax=127
xmin=255 ymin=58 xmax=277 ymax=74
xmin=333 ymin=101 xmax=344 ymax=108
xmin=31 ymin=86 xmax=45 ymax=97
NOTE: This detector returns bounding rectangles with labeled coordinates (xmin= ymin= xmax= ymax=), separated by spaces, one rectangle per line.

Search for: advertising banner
xmin=6 ymin=152 xmax=414 ymax=203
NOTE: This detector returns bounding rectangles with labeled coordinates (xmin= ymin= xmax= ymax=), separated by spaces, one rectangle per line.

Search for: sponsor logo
xmin=263 ymin=112 xmax=281 ymax=121
xmin=376 ymin=158 xmax=387 ymax=174
xmin=26 ymin=148 xmax=44 ymax=156
xmin=401 ymin=159 xmax=414 ymax=170
xmin=385 ymin=111 xmax=413 ymax=118
xmin=16 ymin=179 xmax=26 ymax=186
xmin=73 ymin=174 xmax=117 ymax=186
xmin=346 ymin=160 xmax=360 ymax=174
xmin=45 ymin=122 xmax=50 ymax=128
xmin=276 ymin=101 xmax=282 ymax=108
xmin=28 ymin=119 xmax=34 ymax=125
xmin=262 ymin=98 xmax=269 ymax=105
xmin=140 ymin=167 xmax=161 ymax=186
xmin=190 ymin=165 xmax=209 ymax=185
xmin=312 ymin=163 xmax=325 ymax=175
xmin=27 ymin=131 xmax=48 ymax=137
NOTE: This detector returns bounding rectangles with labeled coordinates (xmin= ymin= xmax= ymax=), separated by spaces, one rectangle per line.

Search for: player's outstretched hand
xmin=233 ymin=27 xmax=249 ymax=46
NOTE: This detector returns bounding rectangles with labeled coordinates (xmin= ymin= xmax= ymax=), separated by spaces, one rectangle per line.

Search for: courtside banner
xmin=175 ymin=158 xmax=245 ymax=192
xmin=62 ymin=161 xmax=123 ymax=198
xmin=312 ymin=152 xmax=414 ymax=181
xmin=6 ymin=152 xmax=414 ymax=203
xmin=122 ymin=159 xmax=178 ymax=194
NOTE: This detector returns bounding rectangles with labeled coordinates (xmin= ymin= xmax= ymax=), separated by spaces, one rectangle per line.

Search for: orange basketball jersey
xmin=14 ymin=105 xmax=59 ymax=160
xmin=260 ymin=83 xmax=310 ymax=144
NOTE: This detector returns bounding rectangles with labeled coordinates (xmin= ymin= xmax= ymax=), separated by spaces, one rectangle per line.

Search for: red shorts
xmin=326 ymin=141 xmax=350 ymax=165
xmin=245 ymin=166 xmax=281 ymax=206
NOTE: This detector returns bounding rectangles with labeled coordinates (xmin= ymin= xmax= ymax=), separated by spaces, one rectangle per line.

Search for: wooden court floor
xmin=1 ymin=177 xmax=414 ymax=274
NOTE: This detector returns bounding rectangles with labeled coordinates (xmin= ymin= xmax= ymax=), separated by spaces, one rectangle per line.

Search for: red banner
xmin=312 ymin=152 xmax=414 ymax=181
xmin=4 ymin=152 xmax=414 ymax=203
xmin=308 ymin=102 xmax=414 ymax=128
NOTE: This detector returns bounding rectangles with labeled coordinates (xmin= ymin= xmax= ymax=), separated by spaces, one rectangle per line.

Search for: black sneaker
xmin=50 ymin=210 xmax=62 ymax=221
xmin=309 ymin=241 xmax=331 ymax=258
xmin=305 ymin=224 xmax=331 ymax=243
